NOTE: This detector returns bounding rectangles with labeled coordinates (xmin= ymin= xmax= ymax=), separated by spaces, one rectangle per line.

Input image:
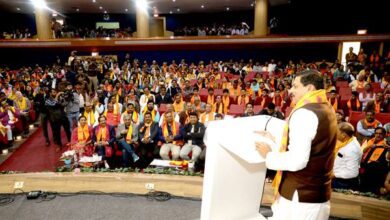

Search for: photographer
xmin=61 ymin=84 xmax=80 ymax=129
xmin=45 ymin=88 xmax=71 ymax=151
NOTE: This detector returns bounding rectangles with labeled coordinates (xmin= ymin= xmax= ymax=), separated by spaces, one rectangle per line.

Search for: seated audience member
xmin=237 ymin=88 xmax=251 ymax=106
xmin=374 ymin=92 xmax=387 ymax=113
xmin=92 ymin=116 xmax=116 ymax=162
xmin=158 ymin=111 xmax=184 ymax=160
xmin=199 ymin=104 xmax=215 ymax=126
xmin=242 ymin=103 xmax=256 ymax=117
xmin=328 ymin=90 xmax=339 ymax=111
xmin=0 ymin=101 xmax=17 ymax=144
xmin=332 ymin=122 xmax=362 ymax=190
xmin=258 ymin=102 xmax=284 ymax=119
xmin=81 ymin=101 xmax=98 ymax=127
xmin=222 ymin=89 xmax=231 ymax=114
xmin=70 ymin=116 xmax=94 ymax=156
xmin=193 ymin=96 xmax=206 ymax=112
xmin=116 ymin=114 xmax=139 ymax=167
xmin=206 ymin=88 xmax=215 ymax=106
xmin=0 ymin=122 xmax=10 ymax=148
xmin=140 ymin=100 xmax=160 ymax=123
xmin=346 ymin=91 xmax=362 ymax=113
xmin=120 ymin=102 xmax=139 ymax=124
xmin=104 ymin=103 xmax=120 ymax=127
xmin=13 ymin=91 xmax=30 ymax=136
xmin=349 ymin=73 xmax=368 ymax=91
xmin=255 ymin=89 xmax=271 ymax=108
xmin=172 ymin=93 xmax=185 ymax=113
xmin=214 ymin=113 xmax=224 ymax=120
xmin=272 ymin=89 xmax=283 ymax=108
xmin=213 ymin=95 xmax=226 ymax=115
xmin=155 ymin=86 xmax=172 ymax=106
xmin=138 ymin=111 xmax=159 ymax=167
xmin=356 ymin=109 xmax=382 ymax=143
xmin=92 ymin=97 xmax=105 ymax=115
xmin=105 ymin=95 xmax=123 ymax=116
xmin=335 ymin=110 xmax=346 ymax=124
xmin=180 ymin=112 xmax=206 ymax=162
xmin=360 ymin=127 xmax=389 ymax=194
xmin=359 ymin=84 xmax=375 ymax=110
xmin=139 ymin=87 xmax=155 ymax=110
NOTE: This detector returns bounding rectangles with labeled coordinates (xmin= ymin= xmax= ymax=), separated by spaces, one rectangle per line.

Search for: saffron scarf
xmin=84 ymin=110 xmax=95 ymax=125
xmin=334 ymin=137 xmax=354 ymax=156
xmin=328 ymin=97 xmax=338 ymax=111
xmin=17 ymin=97 xmax=27 ymax=111
xmin=207 ymin=95 xmax=215 ymax=105
xmin=163 ymin=121 xmax=177 ymax=144
xmin=77 ymin=125 xmax=90 ymax=142
xmin=125 ymin=124 xmax=133 ymax=142
xmin=200 ymin=112 xmax=215 ymax=124
xmin=347 ymin=98 xmax=361 ymax=111
xmin=142 ymin=107 xmax=156 ymax=121
xmin=272 ymin=89 xmax=329 ymax=198
xmin=97 ymin=126 xmax=108 ymax=142
xmin=237 ymin=95 xmax=250 ymax=106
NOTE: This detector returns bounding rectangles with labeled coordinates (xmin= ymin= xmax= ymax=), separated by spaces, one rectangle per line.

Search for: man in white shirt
xmin=333 ymin=122 xmax=362 ymax=190
xmin=256 ymin=70 xmax=337 ymax=220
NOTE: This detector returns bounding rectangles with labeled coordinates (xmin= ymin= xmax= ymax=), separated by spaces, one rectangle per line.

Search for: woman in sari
xmin=71 ymin=116 xmax=94 ymax=156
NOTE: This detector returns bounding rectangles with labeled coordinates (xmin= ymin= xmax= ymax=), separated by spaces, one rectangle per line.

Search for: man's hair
xmin=144 ymin=111 xmax=152 ymax=117
xmin=223 ymin=88 xmax=229 ymax=93
xmin=338 ymin=122 xmax=355 ymax=137
xmin=188 ymin=112 xmax=198 ymax=118
xmin=375 ymin=127 xmax=386 ymax=134
xmin=296 ymin=70 xmax=324 ymax=90
xmin=267 ymin=102 xmax=276 ymax=110
xmin=208 ymin=87 xmax=214 ymax=92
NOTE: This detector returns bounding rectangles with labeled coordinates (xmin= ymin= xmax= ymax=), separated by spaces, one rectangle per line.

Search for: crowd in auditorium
xmin=0 ymin=47 xmax=389 ymax=196
xmin=173 ymin=22 xmax=251 ymax=36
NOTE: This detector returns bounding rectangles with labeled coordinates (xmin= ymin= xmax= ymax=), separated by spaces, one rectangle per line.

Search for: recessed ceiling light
xmin=92 ymin=0 xmax=96 ymax=3
xmin=226 ymin=7 xmax=230 ymax=11
xmin=52 ymin=12 xmax=58 ymax=16
xmin=125 ymin=8 xmax=128 ymax=12
xmin=99 ymin=6 xmax=103 ymax=10
xmin=169 ymin=11 xmax=173 ymax=14
xmin=153 ymin=14 xmax=158 ymax=17
xmin=177 ymin=8 xmax=180 ymax=12
xmin=172 ymin=0 xmax=176 ymax=2
xmin=104 ymin=10 xmax=107 ymax=13
xmin=201 ymin=5 xmax=204 ymax=8
xmin=251 ymin=3 xmax=254 ymax=7
xmin=16 ymin=7 xmax=21 ymax=11
xmin=76 ymin=8 xmax=79 ymax=12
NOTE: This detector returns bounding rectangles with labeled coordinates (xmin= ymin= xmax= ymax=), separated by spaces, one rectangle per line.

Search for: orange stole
xmin=173 ymin=101 xmax=185 ymax=112
xmin=222 ymin=96 xmax=230 ymax=114
xmin=77 ymin=125 xmax=90 ymax=142
xmin=237 ymin=95 xmax=250 ymax=106
xmin=213 ymin=103 xmax=225 ymax=114
xmin=207 ymin=95 xmax=215 ymax=105
xmin=96 ymin=126 xmax=109 ymax=142
xmin=347 ymin=99 xmax=361 ymax=111
xmin=200 ymin=112 xmax=215 ymax=124
xmin=328 ymin=97 xmax=338 ymax=111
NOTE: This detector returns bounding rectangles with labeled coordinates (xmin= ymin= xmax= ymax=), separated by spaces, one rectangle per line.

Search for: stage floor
xmin=0 ymin=172 xmax=389 ymax=220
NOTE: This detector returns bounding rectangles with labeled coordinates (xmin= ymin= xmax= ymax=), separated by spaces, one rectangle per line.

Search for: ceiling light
xmin=31 ymin=0 xmax=47 ymax=9
xmin=169 ymin=11 xmax=173 ymax=14
xmin=52 ymin=12 xmax=58 ymax=17
xmin=136 ymin=0 xmax=148 ymax=13
xmin=92 ymin=0 xmax=96 ymax=3
xmin=172 ymin=0 xmax=176 ymax=2
xmin=201 ymin=5 xmax=204 ymax=9
xmin=251 ymin=3 xmax=254 ymax=7
xmin=16 ymin=7 xmax=21 ymax=11
xmin=357 ymin=29 xmax=367 ymax=35
xmin=226 ymin=7 xmax=230 ymax=11
xmin=154 ymin=14 xmax=158 ymax=17
xmin=99 ymin=6 xmax=103 ymax=10
xmin=125 ymin=8 xmax=128 ymax=12
xmin=76 ymin=8 xmax=79 ymax=12
xmin=177 ymin=8 xmax=180 ymax=12
xmin=104 ymin=10 xmax=107 ymax=13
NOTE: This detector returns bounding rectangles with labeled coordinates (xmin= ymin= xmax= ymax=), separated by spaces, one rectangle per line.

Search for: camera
xmin=63 ymin=89 xmax=74 ymax=102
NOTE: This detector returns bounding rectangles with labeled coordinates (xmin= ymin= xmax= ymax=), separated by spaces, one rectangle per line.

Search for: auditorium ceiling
xmin=0 ymin=0 xmax=289 ymax=14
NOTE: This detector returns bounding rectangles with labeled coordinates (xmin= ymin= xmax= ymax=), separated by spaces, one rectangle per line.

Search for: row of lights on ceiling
xmin=18 ymin=0 xmax=256 ymax=14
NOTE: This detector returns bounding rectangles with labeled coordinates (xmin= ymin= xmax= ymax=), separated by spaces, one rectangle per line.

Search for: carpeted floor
xmin=0 ymin=127 xmax=67 ymax=172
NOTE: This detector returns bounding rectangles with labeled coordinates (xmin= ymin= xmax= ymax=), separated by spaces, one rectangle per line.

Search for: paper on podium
xmin=201 ymin=115 xmax=286 ymax=220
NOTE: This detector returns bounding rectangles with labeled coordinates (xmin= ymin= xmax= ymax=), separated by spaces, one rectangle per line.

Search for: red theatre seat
xmin=336 ymin=81 xmax=349 ymax=88
xmin=214 ymin=89 xmax=223 ymax=96
xmin=228 ymin=104 xmax=245 ymax=117
xmin=253 ymin=105 xmax=263 ymax=114
xmin=199 ymin=88 xmax=208 ymax=102
xmin=349 ymin=111 xmax=390 ymax=129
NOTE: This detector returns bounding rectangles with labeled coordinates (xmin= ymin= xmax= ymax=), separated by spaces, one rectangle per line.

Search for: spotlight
xmin=136 ymin=0 xmax=148 ymax=13
xmin=226 ymin=7 xmax=230 ymax=11
xmin=31 ymin=0 xmax=47 ymax=9
xmin=357 ymin=29 xmax=367 ymax=35
xmin=201 ymin=5 xmax=204 ymax=9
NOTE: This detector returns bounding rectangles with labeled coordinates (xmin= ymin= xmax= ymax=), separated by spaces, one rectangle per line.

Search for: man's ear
xmin=306 ymin=84 xmax=316 ymax=92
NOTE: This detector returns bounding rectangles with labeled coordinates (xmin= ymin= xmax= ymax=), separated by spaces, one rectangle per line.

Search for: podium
xmin=201 ymin=115 xmax=286 ymax=220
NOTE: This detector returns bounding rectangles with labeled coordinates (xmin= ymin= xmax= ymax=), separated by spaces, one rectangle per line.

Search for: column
xmin=34 ymin=7 xmax=52 ymax=39
xmin=136 ymin=7 xmax=149 ymax=38
xmin=254 ymin=0 xmax=268 ymax=36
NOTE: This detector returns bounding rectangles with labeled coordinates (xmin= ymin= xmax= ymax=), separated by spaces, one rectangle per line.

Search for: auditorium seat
xmin=253 ymin=105 xmax=263 ymax=114
xmin=339 ymin=87 xmax=352 ymax=97
xmin=336 ymin=81 xmax=349 ymax=88
xmin=199 ymin=88 xmax=208 ymax=102
xmin=214 ymin=89 xmax=223 ymax=96
xmin=348 ymin=111 xmax=390 ymax=129
xmin=227 ymin=104 xmax=245 ymax=116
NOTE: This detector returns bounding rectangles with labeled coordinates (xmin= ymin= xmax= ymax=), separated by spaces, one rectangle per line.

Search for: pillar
xmin=254 ymin=0 xmax=268 ymax=36
xmin=34 ymin=7 xmax=52 ymax=39
xmin=379 ymin=42 xmax=384 ymax=56
xmin=136 ymin=7 xmax=149 ymax=38
xmin=337 ymin=42 xmax=343 ymax=62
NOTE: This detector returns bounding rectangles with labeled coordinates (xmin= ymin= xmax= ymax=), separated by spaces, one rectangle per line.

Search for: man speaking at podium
xmin=256 ymin=70 xmax=337 ymax=220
